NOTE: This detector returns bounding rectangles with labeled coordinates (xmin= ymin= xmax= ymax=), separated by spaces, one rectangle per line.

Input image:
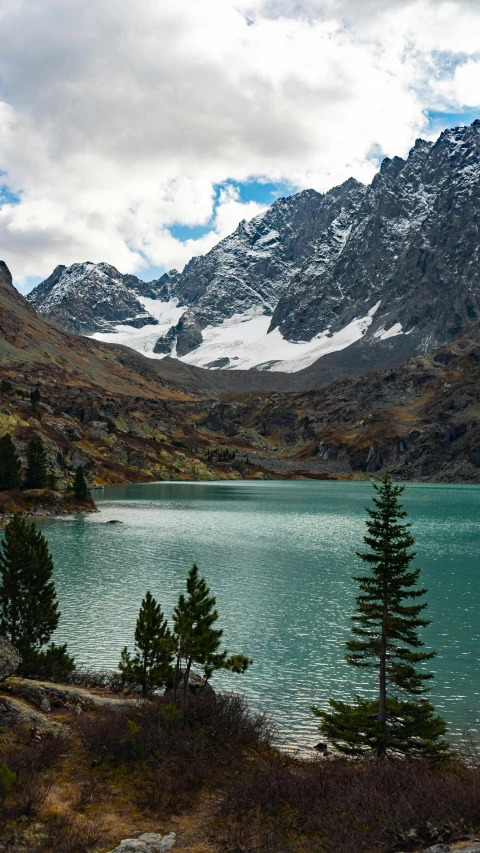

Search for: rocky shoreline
xmin=0 ymin=488 xmax=97 ymax=525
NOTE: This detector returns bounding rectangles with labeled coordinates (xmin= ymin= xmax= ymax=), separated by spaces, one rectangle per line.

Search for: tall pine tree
xmin=0 ymin=434 xmax=21 ymax=490
xmin=314 ymin=474 xmax=447 ymax=757
xmin=119 ymin=591 xmax=174 ymax=696
xmin=0 ymin=516 xmax=61 ymax=669
xmin=24 ymin=437 xmax=48 ymax=489
xmin=172 ymin=564 xmax=251 ymax=705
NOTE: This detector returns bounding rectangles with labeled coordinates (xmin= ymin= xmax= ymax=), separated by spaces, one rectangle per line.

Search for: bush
xmin=54 ymin=667 xmax=123 ymax=690
xmin=3 ymin=730 xmax=70 ymax=775
xmin=217 ymin=755 xmax=480 ymax=853
xmin=0 ymin=730 xmax=70 ymax=811
xmin=74 ymin=691 xmax=272 ymax=814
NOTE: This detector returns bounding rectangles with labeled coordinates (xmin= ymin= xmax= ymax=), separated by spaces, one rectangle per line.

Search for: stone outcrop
xmin=0 ymin=695 xmax=62 ymax=731
xmin=0 ymin=637 xmax=21 ymax=682
xmin=107 ymin=831 xmax=175 ymax=852
xmin=3 ymin=677 xmax=138 ymax=711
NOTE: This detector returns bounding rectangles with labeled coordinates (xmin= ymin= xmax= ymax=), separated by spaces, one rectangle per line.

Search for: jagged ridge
xmin=27 ymin=121 xmax=480 ymax=372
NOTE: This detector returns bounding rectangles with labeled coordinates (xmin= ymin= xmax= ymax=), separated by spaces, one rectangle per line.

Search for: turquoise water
xmin=30 ymin=481 xmax=480 ymax=746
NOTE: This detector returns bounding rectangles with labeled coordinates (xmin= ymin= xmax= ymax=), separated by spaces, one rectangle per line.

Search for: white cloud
xmin=434 ymin=59 xmax=480 ymax=108
xmin=123 ymin=185 xmax=268 ymax=274
xmin=0 ymin=0 xmax=479 ymax=285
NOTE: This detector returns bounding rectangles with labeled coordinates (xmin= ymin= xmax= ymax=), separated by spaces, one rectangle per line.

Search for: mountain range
xmin=2 ymin=250 xmax=480 ymax=485
xmin=28 ymin=121 xmax=480 ymax=376
xmin=2 ymin=120 xmax=480 ymax=487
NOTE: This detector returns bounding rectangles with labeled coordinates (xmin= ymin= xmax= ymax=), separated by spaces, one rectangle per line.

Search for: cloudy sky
xmin=0 ymin=0 xmax=479 ymax=292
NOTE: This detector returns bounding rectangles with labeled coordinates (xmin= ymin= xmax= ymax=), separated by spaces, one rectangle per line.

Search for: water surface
xmin=34 ymin=481 xmax=479 ymax=746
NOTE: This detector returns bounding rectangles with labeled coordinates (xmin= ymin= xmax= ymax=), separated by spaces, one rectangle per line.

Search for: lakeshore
xmin=0 ymin=488 xmax=97 ymax=526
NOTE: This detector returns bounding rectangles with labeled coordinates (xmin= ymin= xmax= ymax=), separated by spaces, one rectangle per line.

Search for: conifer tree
xmin=24 ymin=437 xmax=48 ymax=489
xmin=0 ymin=434 xmax=21 ymax=490
xmin=119 ymin=591 xmax=174 ymax=696
xmin=314 ymin=474 xmax=447 ymax=757
xmin=172 ymin=564 xmax=251 ymax=705
xmin=73 ymin=465 xmax=89 ymax=499
xmin=0 ymin=516 xmax=61 ymax=669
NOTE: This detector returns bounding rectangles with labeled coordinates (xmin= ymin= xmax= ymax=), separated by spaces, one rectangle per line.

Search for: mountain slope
xmin=5 ymin=260 xmax=480 ymax=485
xmin=272 ymin=123 xmax=480 ymax=352
xmin=28 ymin=121 xmax=480 ymax=374
xmin=27 ymin=180 xmax=367 ymax=363
xmin=167 ymin=180 xmax=366 ymax=356
xmin=189 ymin=320 xmax=480 ymax=483
xmin=0 ymin=259 xmax=264 ymax=486
xmin=0 ymin=261 xmax=191 ymax=398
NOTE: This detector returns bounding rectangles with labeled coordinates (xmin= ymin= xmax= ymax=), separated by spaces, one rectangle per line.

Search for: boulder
xmin=107 ymin=832 xmax=175 ymax=853
xmin=0 ymin=696 xmax=62 ymax=732
xmin=0 ymin=636 xmax=21 ymax=682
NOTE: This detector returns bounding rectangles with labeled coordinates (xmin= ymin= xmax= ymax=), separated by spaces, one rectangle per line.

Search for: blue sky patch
xmin=426 ymin=109 xmax=480 ymax=136
xmin=234 ymin=179 xmax=295 ymax=205
xmin=169 ymin=179 xmax=294 ymax=243
xmin=0 ymin=183 xmax=21 ymax=206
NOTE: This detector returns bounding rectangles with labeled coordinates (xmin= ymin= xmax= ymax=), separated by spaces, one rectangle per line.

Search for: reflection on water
xmin=33 ymin=481 xmax=480 ymax=746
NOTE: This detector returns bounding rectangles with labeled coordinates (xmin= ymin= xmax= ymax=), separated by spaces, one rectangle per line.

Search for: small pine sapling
xmin=73 ymin=466 xmax=89 ymax=499
xmin=119 ymin=591 xmax=174 ymax=696
xmin=172 ymin=563 xmax=251 ymax=706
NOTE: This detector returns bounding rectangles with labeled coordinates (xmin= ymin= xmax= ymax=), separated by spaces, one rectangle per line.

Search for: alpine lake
xmin=31 ymin=481 xmax=480 ymax=750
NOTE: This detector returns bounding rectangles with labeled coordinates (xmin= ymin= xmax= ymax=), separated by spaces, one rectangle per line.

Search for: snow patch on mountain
xmin=178 ymin=302 xmax=380 ymax=373
xmin=91 ymin=299 xmax=184 ymax=357
xmin=374 ymin=322 xmax=403 ymax=341
xmin=136 ymin=296 xmax=184 ymax=323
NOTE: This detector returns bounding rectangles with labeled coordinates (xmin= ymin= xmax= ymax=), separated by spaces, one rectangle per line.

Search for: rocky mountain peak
xmin=27 ymin=261 xmax=175 ymax=335
xmin=27 ymin=120 xmax=480 ymax=375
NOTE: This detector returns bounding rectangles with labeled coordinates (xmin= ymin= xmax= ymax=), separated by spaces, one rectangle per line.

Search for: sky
xmin=0 ymin=0 xmax=479 ymax=293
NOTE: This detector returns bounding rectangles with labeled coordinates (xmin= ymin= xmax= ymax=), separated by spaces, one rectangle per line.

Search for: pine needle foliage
xmin=173 ymin=564 xmax=251 ymax=705
xmin=0 ymin=434 xmax=21 ymax=490
xmin=314 ymin=474 xmax=447 ymax=757
xmin=119 ymin=591 xmax=174 ymax=696
xmin=73 ymin=465 xmax=89 ymax=499
xmin=24 ymin=437 xmax=48 ymax=489
xmin=0 ymin=515 xmax=59 ymax=662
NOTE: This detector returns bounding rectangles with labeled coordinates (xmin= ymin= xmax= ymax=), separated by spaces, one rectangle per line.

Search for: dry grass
xmin=216 ymin=751 xmax=480 ymax=853
xmin=1 ymin=692 xmax=480 ymax=853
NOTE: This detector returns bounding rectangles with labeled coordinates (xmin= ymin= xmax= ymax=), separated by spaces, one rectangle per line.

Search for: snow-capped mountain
xmin=27 ymin=262 xmax=180 ymax=336
xmin=271 ymin=122 xmax=480 ymax=353
xmin=28 ymin=121 xmax=480 ymax=373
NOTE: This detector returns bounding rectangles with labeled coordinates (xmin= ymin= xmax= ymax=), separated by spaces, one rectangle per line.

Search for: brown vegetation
xmin=3 ymin=257 xmax=480 ymax=486
xmin=1 ymin=686 xmax=480 ymax=853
